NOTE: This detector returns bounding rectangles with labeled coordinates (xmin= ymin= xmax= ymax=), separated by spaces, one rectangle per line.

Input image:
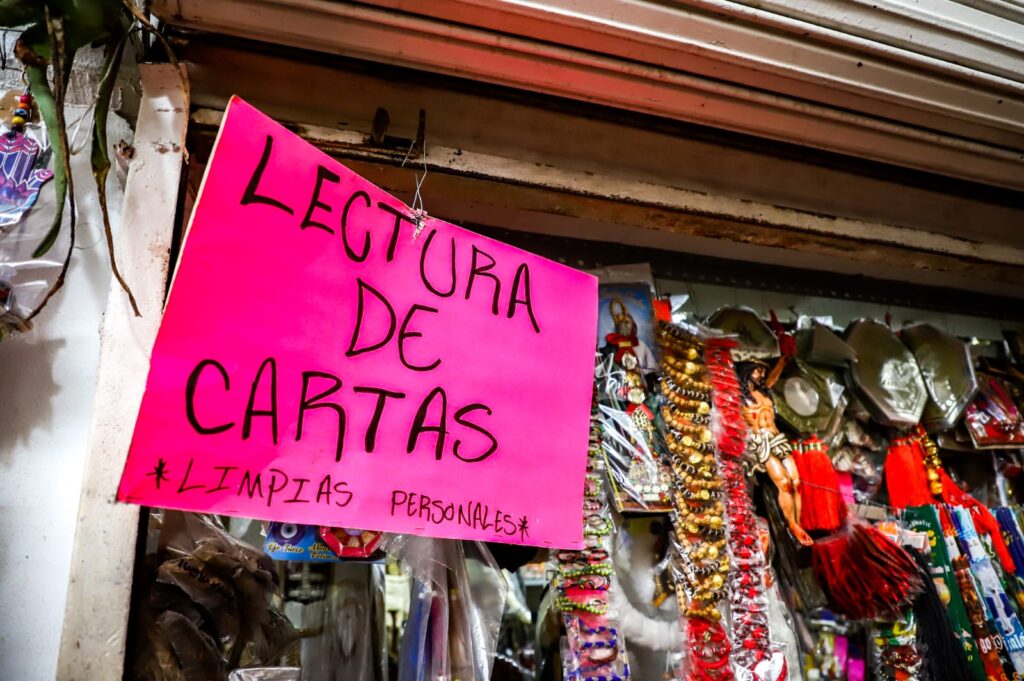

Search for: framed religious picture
xmin=597 ymin=282 xmax=660 ymax=375
xmin=593 ymin=274 xmax=673 ymax=513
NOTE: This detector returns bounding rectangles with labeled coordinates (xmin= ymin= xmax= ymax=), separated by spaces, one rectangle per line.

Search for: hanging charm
xmin=0 ymin=87 xmax=53 ymax=231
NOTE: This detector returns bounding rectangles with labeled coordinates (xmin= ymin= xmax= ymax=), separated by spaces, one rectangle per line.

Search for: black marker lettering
xmin=242 ymin=358 xmax=279 ymax=444
xmin=297 ymin=371 xmax=346 ymax=462
xmin=377 ymin=202 xmax=417 ymax=263
xmin=346 ymin=279 xmax=397 ymax=357
xmin=398 ymin=305 xmax=441 ymax=372
xmin=206 ymin=465 xmax=237 ymax=494
xmin=300 ymin=165 xmax=340 ymax=234
xmin=353 ymin=386 xmax=406 ymax=452
xmin=419 ymin=229 xmax=457 ymax=297
xmin=185 ymin=359 xmax=234 ymax=435
xmin=316 ymin=475 xmax=333 ymax=505
xmin=286 ymin=478 xmax=310 ymax=504
xmin=391 ymin=490 xmax=408 ymax=515
xmin=507 ymin=263 xmax=541 ymax=333
xmin=241 ymin=135 xmax=294 ymax=214
xmin=177 ymin=458 xmax=204 ymax=493
xmin=341 ymin=191 xmax=371 ymax=261
xmin=266 ymin=468 xmax=289 ymax=506
xmin=239 ymin=471 xmax=263 ymax=499
xmin=466 ymin=245 xmax=500 ymax=315
xmin=407 ymin=387 xmax=448 ymax=460
xmin=333 ymin=481 xmax=353 ymax=507
xmin=453 ymin=403 xmax=498 ymax=463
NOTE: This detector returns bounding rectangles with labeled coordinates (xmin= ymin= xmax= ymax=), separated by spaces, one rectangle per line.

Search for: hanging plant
xmin=1 ymin=0 xmax=180 ymax=321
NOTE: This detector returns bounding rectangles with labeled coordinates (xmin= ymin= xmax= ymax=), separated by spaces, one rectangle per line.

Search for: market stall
xmin=105 ymin=99 xmax=1024 ymax=681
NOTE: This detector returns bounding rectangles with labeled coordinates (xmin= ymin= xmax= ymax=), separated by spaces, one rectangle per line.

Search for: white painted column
xmin=54 ymin=63 xmax=188 ymax=681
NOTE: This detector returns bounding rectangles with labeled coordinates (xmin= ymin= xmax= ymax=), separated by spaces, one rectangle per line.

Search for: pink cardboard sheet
xmin=116 ymin=98 xmax=597 ymax=548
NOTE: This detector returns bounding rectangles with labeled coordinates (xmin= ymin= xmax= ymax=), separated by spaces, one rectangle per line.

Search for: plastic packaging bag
xmin=385 ymin=535 xmax=507 ymax=681
xmin=298 ymin=562 xmax=388 ymax=681
xmin=0 ymin=120 xmax=61 ymax=339
xmin=132 ymin=512 xmax=296 ymax=681
xmin=595 ymin=352 xmax=673 ymax=513
xmin=554 ymin=398 xmax=631 ymax=681
xmin=229 ymin=670 xmax=301 ymax=681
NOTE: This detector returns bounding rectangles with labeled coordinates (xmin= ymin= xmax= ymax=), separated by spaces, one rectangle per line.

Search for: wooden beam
xmin=188 ymin=109 xmax=1024 ymax=296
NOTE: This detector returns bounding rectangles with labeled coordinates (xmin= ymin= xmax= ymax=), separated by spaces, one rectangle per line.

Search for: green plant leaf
xmin=91 ymin=32 xmax=139 ymax=315
xmin=27 ymin=61 xmax=67 ymax=258
xmin=26 ymin=12 xmax=78 ymax=321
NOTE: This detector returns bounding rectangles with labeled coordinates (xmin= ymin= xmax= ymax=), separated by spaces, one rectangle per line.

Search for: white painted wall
xmin=0 ymin=107 xmax=130 ymax=681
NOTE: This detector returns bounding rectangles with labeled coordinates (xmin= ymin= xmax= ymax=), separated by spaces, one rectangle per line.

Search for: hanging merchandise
xmin=0 ymin=86 xmax=56 ymax=340
xmin=706 ymin=307 xmax=780 ymax=361
xmin=885 ymin=427 xmax=1018 ymax=575
xmin=995 ymin=507 xmax=1024 ymax=588
xmin=963 ymin=372 xmax=1024 ymax=448
xmin=844 ymin=320 xmax=929 ymax=428
xmin=809 ymin=515 xmax=923 ymax=622
xmin=389 ymin=536 xmax=508 ymax=681
xmin=265 ymin=523 xmax=345 ymax=562
xmin=704 ymin=332 xmax=788 ymax=681
xmin=903 ymin=505 xmax=987 ymax=681
xmin=950 ymin=506 xmax=1024 ymax=674
xmin=597 ymin=281 xmax=674 ymax=514
xmin=952 ymin=553 xmax=1015 ymax=681
xmin=791 ymin=437 xmax=845 ymax=535
xmin=795 ymin=324 xmax=857 ymax=370
xmin=658 ymin=324 xmax=734 ymax=681
xmin=899 ymin=323 xmax=978 ymax=432
xmin=298 ymin=563 xmax=389 ymax=681
xmin=555 ymin=398 xmax=631 ymax=681
xmin=771 ymin=360 xmax=844 ymax=439
xmin=130 ymin=512 xmax=296 ymax=681
xmin=0 ymin=89 xmax=52 ymax=229
xmin=871 ymin=614 xmax=922 ymax=681
xmin=319 ymin=528 xmax=384 ymax=560
xmin=907 ymin=548 xmax=974 ymax=681
xmin=735 ymin=357 xmax=810 ymax=546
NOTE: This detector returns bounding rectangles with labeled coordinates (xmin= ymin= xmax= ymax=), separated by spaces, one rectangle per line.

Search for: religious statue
xmin=736 ymin=361 xmax=812 ymax=546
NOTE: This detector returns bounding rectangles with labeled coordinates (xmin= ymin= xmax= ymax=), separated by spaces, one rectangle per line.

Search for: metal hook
xmin=402 ymin=109 xmax=429 ymax=240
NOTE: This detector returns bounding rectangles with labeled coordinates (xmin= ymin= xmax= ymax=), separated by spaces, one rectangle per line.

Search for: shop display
xmin=135 ymin=296 xmax=1024 ymax=681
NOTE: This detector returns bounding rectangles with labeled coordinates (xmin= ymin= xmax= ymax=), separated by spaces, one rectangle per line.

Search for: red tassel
xmin=793 ymin=437 xmax=846 ymax=533
xmin=884 ymin=440 xmax=932 ymax=508
xmin=886 ymin=435 xmax=1019 ymax=575
xmin=811 ymin=520 xmax=924 ymax=620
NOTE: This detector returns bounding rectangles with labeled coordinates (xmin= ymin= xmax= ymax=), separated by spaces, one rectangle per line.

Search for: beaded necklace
xmin=705 ymin=336 xmax=781 ymax=678
xmin=658 ymin=324 xmax=733 ymax=680
xmin=554 ymin=394 xmax=631 ymax=681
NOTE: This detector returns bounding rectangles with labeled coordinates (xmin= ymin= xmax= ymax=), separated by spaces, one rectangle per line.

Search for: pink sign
xmin=117 ymin=98 xmax=597 ymax=548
